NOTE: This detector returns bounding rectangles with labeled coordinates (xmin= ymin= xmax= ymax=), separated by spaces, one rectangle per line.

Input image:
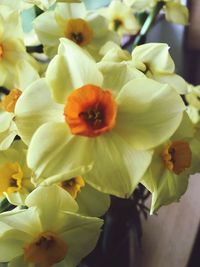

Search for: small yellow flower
xmin=164 ymin=0 xmax=189 ymax=25
xmin=142 ymin=113 xmax=198 ymax=213
xmin=34 ymin=2 xmax=119 ymax=59
xmin=64 ymin=18 xmax=93 ymax=47
xmin=100 ymin=0 xmax=140 ymax=36
xmin=130 ymin=43 xmax=188 ymax=94
xmin=0 ymin=162 xmax=23 ymax=196
xmin=0 ymin=141 xmax=33 ymax=206
xmin=58 ymin=176 xmax=110 ymax=217
xmin=0 ymin=57 xmax=39 ymax=150
xmin=0 ymin=185 xmax=103 ymax=267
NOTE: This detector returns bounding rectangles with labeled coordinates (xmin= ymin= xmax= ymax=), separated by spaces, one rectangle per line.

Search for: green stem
xmin=0 ymin=198 xmax=13 ymax=213
xmin=132 ymin=1 xmax=164 ymax=48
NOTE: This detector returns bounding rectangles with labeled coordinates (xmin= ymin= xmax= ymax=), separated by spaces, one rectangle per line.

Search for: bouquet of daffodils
xmin=0 ymin=0 xmax=199 ymax=266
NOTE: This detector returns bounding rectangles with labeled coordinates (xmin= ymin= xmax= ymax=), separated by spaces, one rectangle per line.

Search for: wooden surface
xmin=138 ymin=174 xmax=200 ymax=267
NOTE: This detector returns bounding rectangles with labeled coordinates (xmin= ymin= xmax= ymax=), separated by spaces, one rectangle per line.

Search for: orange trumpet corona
xmin=64 ymin=84 xmax=117 ymax=137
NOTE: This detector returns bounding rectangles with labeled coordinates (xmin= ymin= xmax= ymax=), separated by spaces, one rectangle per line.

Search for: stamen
xmin=71 ymin=32 xmax=84 ymax=45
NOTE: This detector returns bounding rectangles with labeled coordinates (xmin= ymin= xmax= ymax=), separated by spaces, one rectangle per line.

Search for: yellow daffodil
xmin=130 ymin=43 xmax=188 ymax=94
xmin=25 ymin=0 xmax=82 ymax=10
xmin=0 ymin=60 xmax=39 ymax=150
xmin=100 ymin=42 xmax=188 ymax=95
xmin=0 ymin=5 xmax=39 ymax=89
xmin=163 ymin=0 xmax=189 ymax=25
xmin=0 ymin=141 xmax=33 ymax=206
xmin=0 ymin=185 xmax=103 ymax=267
xmin=141 ymin=112 xmax=198 ymax=214
xmin=124 ymin=0 xmax=189 ymax=25
xmin=16 ymin=39 xmax=185 ymax=198
xmin=59 ymin=176 xmax=111 ymax=217
xmin=33 ymin=2 xmax=119 ymax=59
xmin=100 ymin=0 xmax=140 ymax=37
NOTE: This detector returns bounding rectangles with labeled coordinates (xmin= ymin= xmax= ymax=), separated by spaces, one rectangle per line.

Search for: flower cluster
xmin=0 ymin=0 xmax=197 ymax=266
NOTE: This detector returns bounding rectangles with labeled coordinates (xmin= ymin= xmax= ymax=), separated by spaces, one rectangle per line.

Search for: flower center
xmin=24 ymin=232 xmax=68 ymax=267
xmin=161 ymin=141 xmax=192 ymax=175
xmin=0 ymin=162 xmax=23 ymax=196
xmin=0 ymin=89 xmax=22 ymax=113
xmin=60 ymin=176 xmax=85 ymax=199
xmin=64 ymin=84 xmax=117 ymax=137
xmin=64 ymin=18 xmax=93 ymax=46
xmin=113 ymin=18 xmax=123 ymax=31
xmin=0 ymin=44 xmax=3 ymax=59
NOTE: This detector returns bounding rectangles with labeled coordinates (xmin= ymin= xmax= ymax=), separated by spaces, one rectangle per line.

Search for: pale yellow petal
xmin=115 ymin=78 xmax=185 ymax=150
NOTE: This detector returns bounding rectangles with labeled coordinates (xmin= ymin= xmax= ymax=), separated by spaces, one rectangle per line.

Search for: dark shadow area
xmin=187 ymin=225 xmax=200 ymax=267
xmin=184 ymin=1 xmax=200 ymax=265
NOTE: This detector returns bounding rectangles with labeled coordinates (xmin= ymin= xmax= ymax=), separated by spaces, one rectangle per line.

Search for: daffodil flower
xmin=0 ymin=5 xmax=39 ymax=89
xmin=0 ymin=60 xmax=39 ymax=150
xmin=100 ymin=42 xmax=187 ymax=95
xmin=59 ymin=176 xmax=110 ymax=217
xmin=15 ymin=39 xmax=185 ymax=198
xmin=124 ymin=0 xmax=189 ymax=25
xmin=0 ymin=141 xmax=34 ymax=206
xmin=99 ymin=0 xmax=140 ymax=37
xmin=141 ymin=112 xmax=198 ymax=213
xmin=163 ymin=0 xmax=189 ymax=25
xmin=0 ymin=185 xmax=103 ymax=267
xmin=130 ymin=43 xmax=188 ymax=94
xmin=33 ymin=2 xmax=119 ymax=59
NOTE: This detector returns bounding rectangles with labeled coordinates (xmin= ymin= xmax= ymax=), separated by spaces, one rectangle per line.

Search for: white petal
xmin=25 ymin=185 xmax=78 ymax=231
xmin=46 ymin=38 xmax=103 ymax=103
xmin=154 ymin=73 xmax=188 ymax=94
xmin=27 ymin=122 xmax=93 ymax=184
xmin=0 ymin=208 xmax=42 ymax=236
xmin=115 ymin=78 xmax=185 ymax=149
xmin=76 ymin=184 xmax=110 ymax=217
xmin=15 ymin=78 xmax=63 ymax=144
xmin=85 ymin=132 xmax=153 ymax=198
xmin=98 ymin=61 xmax=145 ymax=97
xmin=60 ymin=213 xmax=102 ymax=267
